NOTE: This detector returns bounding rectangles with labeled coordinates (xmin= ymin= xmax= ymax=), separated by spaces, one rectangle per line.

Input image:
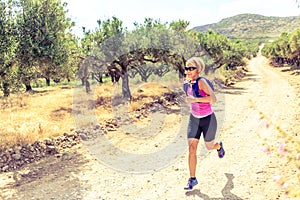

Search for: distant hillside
xmin=192 ymin=14 xmax=300 ymax=39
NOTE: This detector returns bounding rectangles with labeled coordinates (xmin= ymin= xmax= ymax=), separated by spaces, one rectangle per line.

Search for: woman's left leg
xmin=202 ymin=113 xmax=225 ymax=157
xmin=205 ymin=140 xmax=220 ymax=150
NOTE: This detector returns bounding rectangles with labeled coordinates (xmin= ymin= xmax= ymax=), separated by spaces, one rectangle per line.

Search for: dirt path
xmin=0 ymin=54 xmax=299 ymax=200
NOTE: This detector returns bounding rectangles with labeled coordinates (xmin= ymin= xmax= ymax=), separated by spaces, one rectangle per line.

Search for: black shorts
xmin=187 ymin=113 xmax=217 ymax=142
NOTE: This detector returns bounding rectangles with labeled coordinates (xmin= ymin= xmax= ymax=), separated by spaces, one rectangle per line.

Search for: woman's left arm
xmin=187 ymin=79 xmax=216 ymax=103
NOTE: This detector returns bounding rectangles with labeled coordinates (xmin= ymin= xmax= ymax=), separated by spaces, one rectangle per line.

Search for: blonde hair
xmin=186 ymin=57 xmax=205 ymax=74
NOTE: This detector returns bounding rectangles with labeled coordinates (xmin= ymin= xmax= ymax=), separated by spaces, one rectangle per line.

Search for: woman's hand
xmin=186 ymin=96 xmax=198 ymax=104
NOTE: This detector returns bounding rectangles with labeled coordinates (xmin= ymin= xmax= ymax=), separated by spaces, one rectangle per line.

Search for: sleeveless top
xmin=187 ymin=86 xmax=213 ymax=118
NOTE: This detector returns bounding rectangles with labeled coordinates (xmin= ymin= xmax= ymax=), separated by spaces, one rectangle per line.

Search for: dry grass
xmin=0 ymin=86 xmax=75 ymax=148
xmin=0 ymin=81 xmax=178 ymax=148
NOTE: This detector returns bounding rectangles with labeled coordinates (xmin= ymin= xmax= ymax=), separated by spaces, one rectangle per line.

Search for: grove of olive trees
xmin=0 ymin=0 xmax=258 ymax=98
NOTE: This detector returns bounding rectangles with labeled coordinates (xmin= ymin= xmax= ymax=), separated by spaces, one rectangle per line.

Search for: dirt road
xmin=0 ymin=54 xmax=299 ymax=200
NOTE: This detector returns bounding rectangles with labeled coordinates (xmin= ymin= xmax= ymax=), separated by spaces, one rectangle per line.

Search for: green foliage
xmin=262 ymin=28 xmax=300 ymax=68
xmin=169 ymin=19 xmax=190 ymax=32
xmin=0 ymin=0 xmax=20 ymax=96
xmin=198 ymin=30 xmax=248 ymax=71
xmin=289 ymin=28 xmax=300 ymax=57
xmin=240 ymin=39 xmax=260 ymax=58
xmin=81 ymin=16 xmax=126 ymax=55
xmin=15 ymin=0 xmax=74 ymax=89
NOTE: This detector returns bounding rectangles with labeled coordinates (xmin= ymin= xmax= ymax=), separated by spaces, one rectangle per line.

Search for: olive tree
xmin=16 ymin=0 xmax=73 ymax=90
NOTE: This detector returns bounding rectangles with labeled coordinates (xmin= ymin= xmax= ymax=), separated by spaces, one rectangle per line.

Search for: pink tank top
xmin=187 ymin=86 xmax=213 ymax=118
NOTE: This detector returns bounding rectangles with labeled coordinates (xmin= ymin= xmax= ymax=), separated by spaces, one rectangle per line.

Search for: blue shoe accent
xmin=218 ymin=142 xmax=225 ymax=158
xmin=184 ymin=177 xmax=198 ymax=190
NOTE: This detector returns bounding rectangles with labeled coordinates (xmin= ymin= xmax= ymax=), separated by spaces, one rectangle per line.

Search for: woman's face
xmin=185 ymin=65 xmax=198 ymax=80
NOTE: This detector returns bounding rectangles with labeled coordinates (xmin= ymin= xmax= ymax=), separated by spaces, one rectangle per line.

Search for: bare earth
xmin=0 ymin=53 xmax=300 ymax=200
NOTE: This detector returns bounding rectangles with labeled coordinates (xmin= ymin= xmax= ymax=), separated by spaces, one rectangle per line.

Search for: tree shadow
xmin=280 ymin=66 xmax=300 ymax=76
xmin=28 ymin=89 xmax=50 ymax=94
xmin=281 ymin=67 xmax=300 ymax=72
xmin=185 ymin=173 xmax=243 ymax=200
xmin=219 ymin=87 xmax=246 ymax=95
xmin=52 ymin=106 xmax=73 ymax=113
xmin=217 ymin=71 xmax=261 ymax=95
xmin=291 ymin=71 xmax=300 ymax=76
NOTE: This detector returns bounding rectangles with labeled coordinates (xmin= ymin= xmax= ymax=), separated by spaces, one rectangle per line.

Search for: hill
xmin=192 ymin=13 xmax=300 ymax=39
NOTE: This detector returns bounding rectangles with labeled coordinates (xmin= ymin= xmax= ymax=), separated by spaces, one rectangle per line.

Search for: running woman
xmin=183 ymin=57 xmax=225 ymax=190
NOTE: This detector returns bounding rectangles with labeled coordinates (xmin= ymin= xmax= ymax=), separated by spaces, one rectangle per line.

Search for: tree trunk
xmin=25 ymin=84 xmax=32 ymax=92
xmin=3 ymin=82 xmax=10 ymax=97
xmin=24 ymin=77 xmax=32 ymax=92
xmin=99 ymin=73 xmax=103 ymax=83
xmin=141 ymin=75 xmax=148 ymax=82
xmin=177 ymin=64 xmax=185 ymax=79
xmin=85 ymin=79 xmax=90 ymax=93
xmin=45 ymin=78 xmax=50 ymax=86
xmin=121 ymin=73 xmax=131 ymax=99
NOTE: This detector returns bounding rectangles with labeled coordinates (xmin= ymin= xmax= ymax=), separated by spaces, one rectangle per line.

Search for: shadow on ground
xmin=219 ymin=87 xmax=247 ymax=95
xmin=281 ymin=67 xmax=300 ymax=75
xmin=185 ymin=173 xmax=243 ymax=200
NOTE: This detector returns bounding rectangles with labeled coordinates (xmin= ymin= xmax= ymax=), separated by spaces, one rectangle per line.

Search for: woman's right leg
xmin=184 ymin=115 xmax=201 ymax=190
xmin=184 ymin=138 xmax=200 ymax=190
xmin=188 ymin=138 xmax=199 ymax=177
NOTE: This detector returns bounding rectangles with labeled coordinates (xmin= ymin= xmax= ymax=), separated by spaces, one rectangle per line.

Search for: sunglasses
xmin=185 ymin=66 xmax=197 ymax=71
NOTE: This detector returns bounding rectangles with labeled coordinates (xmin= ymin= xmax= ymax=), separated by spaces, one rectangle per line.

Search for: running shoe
xmin=184 ymin=177 xmax=198 ymax=190
xmin=218 ymin=142 xmax=225 ymax=158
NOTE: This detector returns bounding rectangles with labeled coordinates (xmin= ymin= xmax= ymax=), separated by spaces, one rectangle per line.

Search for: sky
xmin=63 ymin=0 xmax=300 ymax=37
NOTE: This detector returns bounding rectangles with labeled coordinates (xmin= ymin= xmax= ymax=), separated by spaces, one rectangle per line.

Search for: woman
xmin=183 ymin=57 xmax=225 ymax=190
